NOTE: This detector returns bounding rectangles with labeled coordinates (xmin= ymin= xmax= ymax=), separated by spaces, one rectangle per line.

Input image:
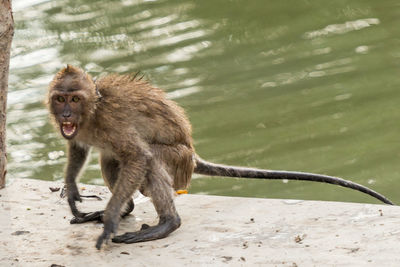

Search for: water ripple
xmin=304 ymin=18 xmax=380 ymax=39
xmin=10 ymin=48 xmax=58 ymax=69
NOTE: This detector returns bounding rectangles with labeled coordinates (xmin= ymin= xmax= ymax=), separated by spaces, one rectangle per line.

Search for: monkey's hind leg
xmin=112 ymin=169 xmax=181 ymax=244
xmin=71 ymin=154 xmax=135 ymax=224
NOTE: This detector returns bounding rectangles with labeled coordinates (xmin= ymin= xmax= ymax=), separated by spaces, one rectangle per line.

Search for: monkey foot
xmin=80 ymin=194 xmax=102 ymax=200
xmin=112 ymin=215 xmax=181 ymax=244
xmin=71 ymin=210 xmax=104 ymax=224
xmin=70 ymin=199 xmax=134 ymax=224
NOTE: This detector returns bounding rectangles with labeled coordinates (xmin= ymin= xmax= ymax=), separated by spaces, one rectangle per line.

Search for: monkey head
xmin=47 ymin=65 xmax=98 ymax=140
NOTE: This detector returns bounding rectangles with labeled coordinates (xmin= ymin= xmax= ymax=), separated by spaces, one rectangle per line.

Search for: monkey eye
xmin=56 ymin=96 xmax=65 ymax=103
xmin=71 ymin=96 xmax=80 ymax=102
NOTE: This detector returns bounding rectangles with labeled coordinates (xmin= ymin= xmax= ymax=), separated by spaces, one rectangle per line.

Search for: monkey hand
xmin=66 ymin=182 xmax=84 ymax=218
xmin=96 ymin=212 xmax=119 ymax=250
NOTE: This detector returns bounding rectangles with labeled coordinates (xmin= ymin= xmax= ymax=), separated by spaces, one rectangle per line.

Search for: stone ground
xmin=1 ymin=178 xmax=400 ymax=266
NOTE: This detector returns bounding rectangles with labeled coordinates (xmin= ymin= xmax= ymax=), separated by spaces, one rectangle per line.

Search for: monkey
xmin=47 ymin=65 xmax=393 ymax=250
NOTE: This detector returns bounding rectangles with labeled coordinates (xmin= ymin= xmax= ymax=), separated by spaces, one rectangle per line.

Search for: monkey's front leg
xmin=64 ymin=141 xmax=101 ymax=222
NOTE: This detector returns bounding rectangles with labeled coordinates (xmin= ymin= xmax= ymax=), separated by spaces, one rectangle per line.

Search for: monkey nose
xmin=63 ymin=111 xmax=71 ymax=118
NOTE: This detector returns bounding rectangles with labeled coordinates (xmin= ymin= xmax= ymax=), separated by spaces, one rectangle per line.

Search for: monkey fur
xmin=47 ymin=65 xmax=393 ymax=249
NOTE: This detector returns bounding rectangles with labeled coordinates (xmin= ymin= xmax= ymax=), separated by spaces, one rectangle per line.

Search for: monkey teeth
xmin=62 ymin=122 xmax=77 ymax=137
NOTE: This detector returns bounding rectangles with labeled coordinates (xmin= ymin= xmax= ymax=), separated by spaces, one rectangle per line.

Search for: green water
xmin=7 ymin=0 xmax=400 ymax=204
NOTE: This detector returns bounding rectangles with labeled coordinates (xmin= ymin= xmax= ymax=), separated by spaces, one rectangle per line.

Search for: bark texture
xmin=0 ymin=0 xmax=14 ymax=188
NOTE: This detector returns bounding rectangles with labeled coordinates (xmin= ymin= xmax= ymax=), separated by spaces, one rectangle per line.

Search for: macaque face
xmin=50 ymin=92 xmax=85 ymax=139
xmin=48 ymin=66 xmax=96 ymax=140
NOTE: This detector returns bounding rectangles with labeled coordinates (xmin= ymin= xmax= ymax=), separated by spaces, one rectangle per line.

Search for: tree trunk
xmin=0 ymin=0 xmax=14 ymax=188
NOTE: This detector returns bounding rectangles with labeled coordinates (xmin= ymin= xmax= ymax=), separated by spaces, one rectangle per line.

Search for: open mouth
xmin=60 ymin=122 xmax=77 ymax=139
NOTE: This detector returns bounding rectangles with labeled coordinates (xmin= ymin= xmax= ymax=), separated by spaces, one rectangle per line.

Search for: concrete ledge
xmin=1 ymin=178 xmax=399 ymax=266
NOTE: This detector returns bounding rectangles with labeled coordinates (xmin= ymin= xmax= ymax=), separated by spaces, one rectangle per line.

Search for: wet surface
xmin=7 ymin=0 xmax=400 ymax=203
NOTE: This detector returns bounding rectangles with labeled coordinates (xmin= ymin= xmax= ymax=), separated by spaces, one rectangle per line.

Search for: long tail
xmin=194 ymin=156 xmax=394 ymax=205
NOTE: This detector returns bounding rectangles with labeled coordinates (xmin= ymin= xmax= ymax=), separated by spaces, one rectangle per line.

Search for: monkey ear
xmin=65 ymin=64 xmax=72 ymax=72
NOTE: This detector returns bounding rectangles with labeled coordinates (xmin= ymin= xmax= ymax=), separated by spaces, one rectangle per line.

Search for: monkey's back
xmin=95 ymin=74 xmax=194 ymax=189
